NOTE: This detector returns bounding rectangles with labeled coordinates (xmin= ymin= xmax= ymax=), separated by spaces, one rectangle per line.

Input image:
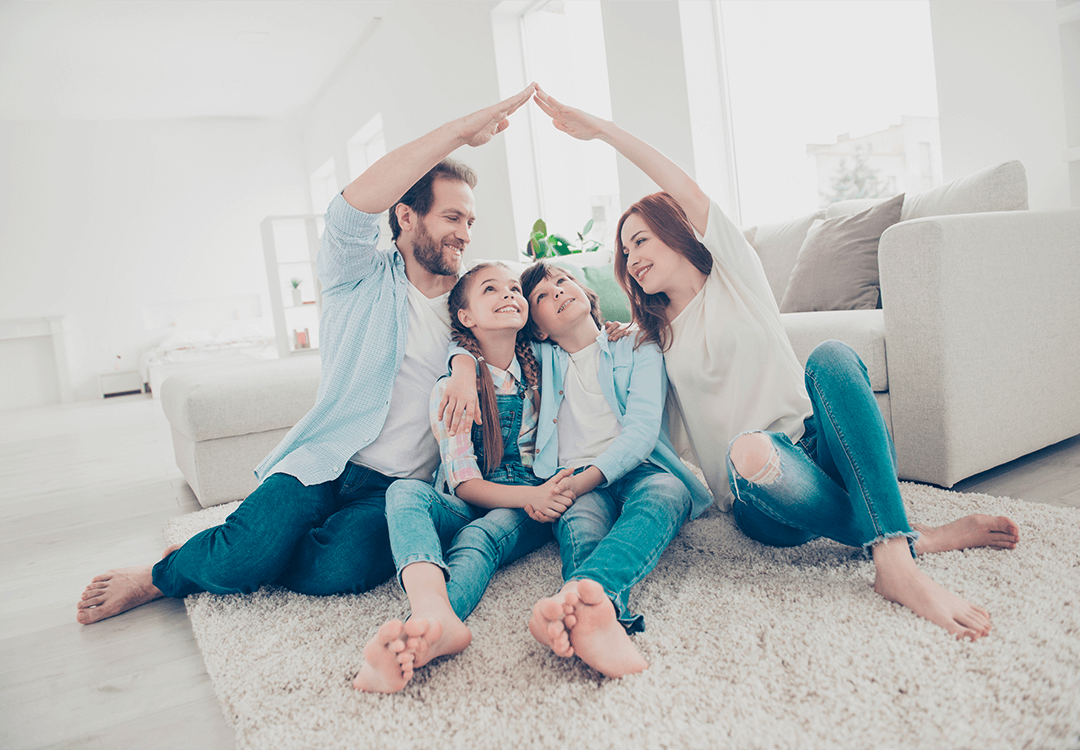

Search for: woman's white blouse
xmin=662 ymin=200 xmax=813 ymax=510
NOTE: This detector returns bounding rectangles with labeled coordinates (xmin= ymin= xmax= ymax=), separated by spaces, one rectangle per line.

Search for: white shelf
xmin=261 ymin=215 xmax=324 ymax=358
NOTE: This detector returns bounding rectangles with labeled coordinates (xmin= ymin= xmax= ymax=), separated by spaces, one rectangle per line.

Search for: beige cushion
xmin=742 ymin=209 xmax=826 ymax=305
xmin=780 ymin=193 xmax=904 ymax=313
xmin=781 ymin=309 xmax=888 ymax=392
xmin=900 ymin=160 xmax=1028 ymax=221
xmin=161 ymin=356 xmax=320 ymax=442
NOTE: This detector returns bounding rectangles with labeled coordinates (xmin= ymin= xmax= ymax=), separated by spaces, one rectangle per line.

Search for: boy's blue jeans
xmin=554 ymin=462 xmax=693 ymax=633
xmin=152 ymin=463 xmax=397 ymax=598
xmin=385 ymin=479 xmax=553 ymax=621
xmin=727 ymin=340 xmax=916 ymax=555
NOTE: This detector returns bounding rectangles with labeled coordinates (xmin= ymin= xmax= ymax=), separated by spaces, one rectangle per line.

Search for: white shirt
xmin=556 ymin=338 xmax=623 ymax=470
xmin=663 ymin=201 xmax=813 ymax=510
xmin=351 ymin=280 xmax=452 ymax=479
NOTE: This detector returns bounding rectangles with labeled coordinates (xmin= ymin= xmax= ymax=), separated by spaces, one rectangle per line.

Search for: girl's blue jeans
xmin=727 ymin=340 xmax=916 ymax=555
xmin=554 ymin=462 xmax=693 ymax=633
xmin=152 ymin=462 xmax=397 ymax=598
xmin=385 ymin=479 xmax=553 ymax=621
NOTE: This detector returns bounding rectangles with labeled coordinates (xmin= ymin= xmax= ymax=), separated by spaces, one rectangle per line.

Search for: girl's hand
xmin=604 ymin=320 xmax=636 ymax=342
xmin=524 ymin=468 xmax=576 ymax=522
xmin=456 ymin=84 xmax=537 ymax=148
xmin=533 ymin=85 xmax=606 ymax=141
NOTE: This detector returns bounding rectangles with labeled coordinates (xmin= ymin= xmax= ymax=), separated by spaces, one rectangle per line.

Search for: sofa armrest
xmin=878 ymin=208 xmax=1080 ymax=486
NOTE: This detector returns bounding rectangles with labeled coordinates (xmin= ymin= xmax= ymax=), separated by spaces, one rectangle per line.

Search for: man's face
xmin=409 ymin=178 xmax=476 ymax=277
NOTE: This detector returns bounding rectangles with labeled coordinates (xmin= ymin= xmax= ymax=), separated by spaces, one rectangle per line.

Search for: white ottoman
xmin=160 ymin=356 xmax=321 ymax=507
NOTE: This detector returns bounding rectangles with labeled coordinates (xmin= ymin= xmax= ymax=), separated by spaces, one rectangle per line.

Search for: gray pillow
xmin=780 ymin=192 xmax=904 ymax=313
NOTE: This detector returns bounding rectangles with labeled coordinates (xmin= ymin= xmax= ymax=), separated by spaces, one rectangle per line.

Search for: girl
xmin=532 ymin=85 xmax=1019 ymax=641
xmin=354 ymin=262 xmax=574 ymax=693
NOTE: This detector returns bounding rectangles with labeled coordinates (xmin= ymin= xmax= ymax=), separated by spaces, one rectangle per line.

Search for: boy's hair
xmin=613 ymin=192 xmax=712 ymax=351
xmin=448 ymin=263 xmax=542 ymax=477
xmin=389 ymin=158 xmax=478 ymax=241
xmin=519 ymin=261 xmax=604 ymax=343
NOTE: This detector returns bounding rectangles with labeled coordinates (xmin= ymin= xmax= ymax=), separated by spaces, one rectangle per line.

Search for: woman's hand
xmin=533 ymin=85 xmax=607 ymax=141
xmin=604 ymin=320 xmax=636 ymax=342
xmin=523 ymin=468 xmax=576 ymax=523
xmin=456 ymin=84 xmax=537 ymax=148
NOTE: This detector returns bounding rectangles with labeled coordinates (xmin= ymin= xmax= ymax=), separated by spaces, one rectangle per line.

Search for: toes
xmin=575 ymin=579 xmax=607 ymax=606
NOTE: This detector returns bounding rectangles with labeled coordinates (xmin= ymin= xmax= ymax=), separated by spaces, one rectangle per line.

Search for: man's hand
xmin=456 ymin=84 xmax=537 ymax=148
xmin=532 ymin=85 xmax=607 ymax=141
xmin=523 ymin=468 xmax=576 ymax=523
xmin=438 ymin=355 xmax=481 ymax=436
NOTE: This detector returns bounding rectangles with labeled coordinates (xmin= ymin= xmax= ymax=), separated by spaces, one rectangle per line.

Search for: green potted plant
xmin=525 ymin=218 xmax=601 ymax=259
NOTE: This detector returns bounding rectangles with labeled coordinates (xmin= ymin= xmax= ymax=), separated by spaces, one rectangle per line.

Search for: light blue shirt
xmin=255 ymin=194 xmax=427 ymax=486
xmin=531 ymin=333 xmax=712 ymax=519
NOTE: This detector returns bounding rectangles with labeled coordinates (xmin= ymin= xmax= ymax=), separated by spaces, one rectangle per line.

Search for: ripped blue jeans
xmin=727 ymin=340 xmax=917 ymax=556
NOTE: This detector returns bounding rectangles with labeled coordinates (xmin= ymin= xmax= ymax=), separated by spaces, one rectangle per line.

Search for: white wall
xmin=930 ymin=0 xmax=1070 ymax=210
xmin=299 ymin=1 xmax=521 ymax=261
xmin=0 ymin=118 xmax=308 ymax=403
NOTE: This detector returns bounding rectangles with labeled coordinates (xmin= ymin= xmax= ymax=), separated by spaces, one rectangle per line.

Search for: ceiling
xmin=0 ymin=1 xmax=389 ymax=120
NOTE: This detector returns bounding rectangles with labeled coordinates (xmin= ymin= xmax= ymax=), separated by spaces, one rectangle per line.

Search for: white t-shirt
xmin=351 ymin=281 xmax=452 ymax=479
xmin=556 ymin=338 xmax=623 ymax=470
xmin=663 ymin=200 xmax=813 ymax=510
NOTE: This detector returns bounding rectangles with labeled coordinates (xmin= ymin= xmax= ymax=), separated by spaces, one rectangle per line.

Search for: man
xmin=76 ymin=84 xmax=536 ymax=624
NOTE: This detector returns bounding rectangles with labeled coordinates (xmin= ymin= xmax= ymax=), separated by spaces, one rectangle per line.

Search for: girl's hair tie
xmin=476 ymin=356 xmax=485 ymax=363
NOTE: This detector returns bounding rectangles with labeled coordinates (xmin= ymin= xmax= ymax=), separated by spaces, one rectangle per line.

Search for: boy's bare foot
xmin=872 ymin=537 xmax=991 ymax=640
xmin=912 ymin=514 xmax=1019 ymax=555
xmin=353 ymin=620 xmax=415 ymax=693
xmin=528 ymin=589 xmax=579 ymax=658
xmin=76 ymin=544 xmax=179 ymax=624
xmin=402 ymin=612 xmax=472 ymax=669
xmin=565 ymin=579 xmax=648 ymax=678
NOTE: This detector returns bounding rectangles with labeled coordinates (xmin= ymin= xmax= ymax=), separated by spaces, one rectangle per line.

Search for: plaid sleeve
xmin=429 ymin=379 xmax=483 ymax=490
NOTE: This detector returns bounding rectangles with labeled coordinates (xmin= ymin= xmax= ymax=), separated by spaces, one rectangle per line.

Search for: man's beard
xmin=413 ymin=219 xmax=461 ymax=277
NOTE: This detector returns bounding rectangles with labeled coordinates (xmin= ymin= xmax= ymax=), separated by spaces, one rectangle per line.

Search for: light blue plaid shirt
xmin=255 ymin=194 xmax=432 ymax=486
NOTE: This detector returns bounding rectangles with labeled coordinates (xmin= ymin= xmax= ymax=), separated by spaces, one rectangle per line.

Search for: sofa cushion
xmin=161 ymin=356 xmax=320 ymax=442
xmin=901 ymin=160 xmax=1027 ymax=221
xmin=780 ymin=193 xmax=905 ymax=313
xmin=781 ymin=309 xmax=888 ymax=392
xmin=742 ymin=209 xmax=826 ymax=306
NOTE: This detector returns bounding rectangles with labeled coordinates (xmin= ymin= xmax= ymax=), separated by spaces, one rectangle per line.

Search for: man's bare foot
xmin=75 ymin=544 xmax=179 ymax=624
xmin=528 ymin=588 xmax=579 ymax=658
xmin=913 ymin=514 xmax=1019 ymax=555
xmin=402 ymin=613 xmax=472 ymax=670
xmin=872 ymin=537 xmax=991 ymax=640
xmin=353 ymin=620 xmax=415 ymax=693
xmin=565 ymin=579 xmax=648 ymax=678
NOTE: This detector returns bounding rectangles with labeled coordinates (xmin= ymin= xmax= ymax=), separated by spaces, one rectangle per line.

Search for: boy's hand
xmin=524 ymin=468 xmax=576 ymax=522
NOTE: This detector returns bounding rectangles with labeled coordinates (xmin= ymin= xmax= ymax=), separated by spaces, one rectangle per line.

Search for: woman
xmin=532 ymin=85 xmax=1019 ymax=641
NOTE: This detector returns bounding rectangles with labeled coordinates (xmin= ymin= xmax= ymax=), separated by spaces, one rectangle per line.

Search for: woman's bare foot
xmin=353 ymin=620 xmax=415 ymax=693
xmin=872 ymin=537 xmax=992 ymax=640
xmin=75 ymin=544 xmax=179 ymax=624
xmin=565 ymin=579 xmax=648 ymax=678
xmin=401 ymin=614 xmax=472 ymax=669
xmin=913 ymin=514 xmax=1019 ymax=555
xmin=528 ymin=588 xmax=579 ymax=658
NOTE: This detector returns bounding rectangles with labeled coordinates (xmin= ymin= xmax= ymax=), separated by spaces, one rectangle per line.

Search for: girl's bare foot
xmin=528 ymin=589 xmax=579 ymax=658
xmin=565 ymin=579 xmax=648 ymax=678
xmin=913 ymin=514 xmax=1019 ymax=555
xmin=403 ymin=613 xmax=472 ymax=669
xmin=75 ymin=544 xmax=179 ymax=624
xmin=872 ymin=537 xmax=992 ymax=640
xmin=353 ymin=620 xmax=415 ymax=693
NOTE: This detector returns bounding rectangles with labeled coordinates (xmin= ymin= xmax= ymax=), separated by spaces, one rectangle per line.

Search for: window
xmin=348 ymin=113 xmax=386 ymax=182
xmin=708 ymin=0 xmax=943 ymax=226
xmin=492 ymin=0 xmax=620 ymax=258
xmin=309 ymin=157 xmax=338 ymax=215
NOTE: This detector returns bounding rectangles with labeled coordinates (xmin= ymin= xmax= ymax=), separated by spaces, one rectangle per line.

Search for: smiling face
xmin=525 ymin=267 xmax=597 ymax=342
xmin=406 ymin=177 xmax=476 ymax=277
xmin=456 ymin=264 xmax=528 ymax=334
xmin=618 ymin=212 xmax=692 ymax=297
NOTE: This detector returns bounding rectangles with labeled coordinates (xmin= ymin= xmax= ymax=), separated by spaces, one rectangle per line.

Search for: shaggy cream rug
xmin=163 ymin=483 xmax=1080 ymax=750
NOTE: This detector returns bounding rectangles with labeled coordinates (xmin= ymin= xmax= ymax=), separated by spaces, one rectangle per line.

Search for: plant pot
xmin=291 ymin=288 xmax=302 ymax=306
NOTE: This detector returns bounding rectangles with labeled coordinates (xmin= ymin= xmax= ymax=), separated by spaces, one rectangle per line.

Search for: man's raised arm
xmin=342 ymin=84 xmax=536 ymax=214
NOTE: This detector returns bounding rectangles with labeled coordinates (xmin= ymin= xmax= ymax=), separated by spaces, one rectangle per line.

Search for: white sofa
xmin=161 ymin=161 xmax=1080 ymax=507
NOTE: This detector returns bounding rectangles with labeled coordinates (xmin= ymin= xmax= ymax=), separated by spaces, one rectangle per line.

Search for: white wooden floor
xmin=1 ymin=393 xmax=1078 ymax=749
